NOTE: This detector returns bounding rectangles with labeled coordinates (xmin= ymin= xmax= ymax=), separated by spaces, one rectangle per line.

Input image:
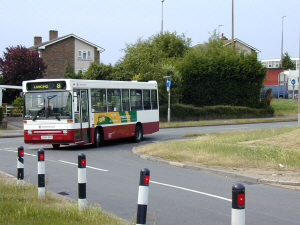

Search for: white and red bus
xmin=23 ymin=79 xmax=159 ymax=148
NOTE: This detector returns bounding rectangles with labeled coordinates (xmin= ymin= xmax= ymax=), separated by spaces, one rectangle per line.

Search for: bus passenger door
xmin=73 ymin=89 xmax=90 ymax=143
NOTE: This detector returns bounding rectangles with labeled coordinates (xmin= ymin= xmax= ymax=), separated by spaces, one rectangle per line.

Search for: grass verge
xmin=271 ymin=98 xmax=298 ymax=116
xmin=0 ymin=178 xmax=130 ymax=225
xmin=139 ymin=126 xmax=300 ymax=171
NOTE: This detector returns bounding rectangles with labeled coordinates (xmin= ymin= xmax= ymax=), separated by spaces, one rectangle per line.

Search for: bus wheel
xmin=133 ymin=124 xmax=143 ymax=143
xmin=52 ymin=144 xmax=60 ymax=149
xmin=93 ymin=128 xmax=104 ymax=148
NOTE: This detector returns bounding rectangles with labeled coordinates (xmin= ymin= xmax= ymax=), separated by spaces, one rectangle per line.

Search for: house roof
xmin=194 ymin=38 xmax=260 ymax=54
xmin=223 ymin=38 xmax=260 ymax=53
xmin=29 ymin=34 xmax=105 ymax=52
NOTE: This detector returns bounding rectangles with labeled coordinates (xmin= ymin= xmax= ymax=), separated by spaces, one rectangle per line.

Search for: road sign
xmin=291 ymin=79 xmax=296 ymax=85
xmin=166 ymin=78 xmax=171 ymax=88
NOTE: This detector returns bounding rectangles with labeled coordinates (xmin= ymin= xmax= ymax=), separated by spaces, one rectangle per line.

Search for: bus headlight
xmin=28 ymin=130 xmax=32 ymax=134
xmin=63 ymin=130 xmax=68 ymax=134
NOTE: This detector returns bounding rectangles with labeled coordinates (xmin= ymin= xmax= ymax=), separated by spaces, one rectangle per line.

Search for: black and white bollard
xmin=136 ymin=168 xmax=150 ymax=225
xmin=231 ymin=182 xmax=245 ymax=225
xmin=78 ymin=153 xmax=87 ymax=210
xmin=17 ymin=146 xmax=24 ymax=186
xmin=38 ymin=149 xmax=45 ymax=198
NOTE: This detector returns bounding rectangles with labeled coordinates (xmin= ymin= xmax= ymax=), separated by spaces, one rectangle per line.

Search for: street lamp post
xmin=161 ymin=0 xmax=165 ymax=34
xmin=232 ymin=0 xmax=235 ymax=49
xmin=281 ymin=15 xmax=286 ymax=68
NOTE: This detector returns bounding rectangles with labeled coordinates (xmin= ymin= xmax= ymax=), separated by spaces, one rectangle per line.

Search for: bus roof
xmin=22 ymin=79 xmax=158 ymax=92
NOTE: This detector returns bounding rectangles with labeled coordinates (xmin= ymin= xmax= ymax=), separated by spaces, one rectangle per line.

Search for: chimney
xmin=220 ymin=33 xmax=228 ymax=40
xmin=34 ymin=36 xmax=42 ymax=45
xmin=49 ymin=30 xmax=58 ymax=40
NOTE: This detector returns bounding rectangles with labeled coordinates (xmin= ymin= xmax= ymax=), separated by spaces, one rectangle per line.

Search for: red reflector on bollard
xmin=81 ymin=159 xmax=86 ymax=167
xmin=237 ymin=193 xmax=245 ymax=205
xmin=144 ymin=174 xmax=149 ymax=184
xmin=39 ymin=154 xmax=44 ymax=160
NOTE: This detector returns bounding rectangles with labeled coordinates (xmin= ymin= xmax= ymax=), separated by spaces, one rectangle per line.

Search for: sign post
xmin=164 ymin=77 xmax=171 ymax=123
xmin=291 ymin=79 xmax=296 ymax=100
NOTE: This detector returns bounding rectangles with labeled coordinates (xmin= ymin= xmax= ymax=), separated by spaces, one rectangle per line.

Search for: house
xmin=194 ymin=34 xmax=260 ymax=56
xmin=221 ymin=34 xmax=260 ymax=56
xmin=29 ymin=30 xmax=105 ymax=79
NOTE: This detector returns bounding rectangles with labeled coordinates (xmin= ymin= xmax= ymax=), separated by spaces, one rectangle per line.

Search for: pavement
xmin=0 ymin=116 xmax=24 ymax=138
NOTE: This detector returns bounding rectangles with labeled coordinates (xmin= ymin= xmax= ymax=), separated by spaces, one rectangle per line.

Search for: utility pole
xmin=232 ymin=0 xmax=235 ymax=49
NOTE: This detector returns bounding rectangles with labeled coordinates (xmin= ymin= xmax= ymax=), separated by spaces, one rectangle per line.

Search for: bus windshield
xmin=24 ymin=91 xmax=72 ymax=121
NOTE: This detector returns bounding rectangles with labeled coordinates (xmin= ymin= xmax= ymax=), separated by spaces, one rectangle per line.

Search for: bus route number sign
xmin=27 ymin=81 xmax=66 ymax=91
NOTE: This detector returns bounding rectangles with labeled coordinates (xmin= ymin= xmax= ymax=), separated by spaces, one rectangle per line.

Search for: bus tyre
xmin=52 ymin=144 xmax=60 ymax=149
xmin=94 ymin=128 xmax=104 ymax=148
xmin=133 ymin=124 xmax=143 ymax=143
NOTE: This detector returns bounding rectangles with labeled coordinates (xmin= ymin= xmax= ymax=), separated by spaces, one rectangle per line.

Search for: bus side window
xmin=122 ymin=89 xmax=130 ymax=111
xmin=130 ymin=89 xmax=142 ymax=111
xmin=107 ymin=89 xmax=121 ymax=112
xmin=143 ymin=90 xmax=151 ymax=110
xmin=91 ymin=89 xmax=107 ymax=112
xmin=151 ymin=90 xmax=158 ymax=109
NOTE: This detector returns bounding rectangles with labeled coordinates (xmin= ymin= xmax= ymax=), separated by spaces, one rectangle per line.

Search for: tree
xmin=63 ymin=61 xmax=82 ymax=79
xmin=119 ymin=31 xmax=191 ymax=104
xmin=82 ymin=62 xmax=113 ymax=80
xmin=282 ymin=52 xmax=296 ymax=70
xmin=177 ymin=32 xmax=266 ymax=108
xmin=0 ymin=45 xmax=47 ymax=103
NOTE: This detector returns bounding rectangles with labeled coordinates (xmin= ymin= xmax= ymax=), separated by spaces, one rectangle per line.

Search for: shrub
xmin=159 ymin=104 xmax=274 ymax=121
xmin=12 ymin=96 xmax=24 ymax=113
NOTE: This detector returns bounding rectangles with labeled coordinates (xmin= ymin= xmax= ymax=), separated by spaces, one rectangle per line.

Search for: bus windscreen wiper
xmin=31 ymin=107 xmax=44 ymax=121
xmin=55 ymin=114 xmax=61 ymax=121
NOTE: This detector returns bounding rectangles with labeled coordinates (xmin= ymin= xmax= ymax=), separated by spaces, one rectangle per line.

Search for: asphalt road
xmin=0 ymin=120 xmax=300 ymax=224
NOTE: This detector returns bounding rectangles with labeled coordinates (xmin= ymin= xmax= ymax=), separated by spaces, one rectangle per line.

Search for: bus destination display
xmin=27 ymin=81 xmax=66 ymax=91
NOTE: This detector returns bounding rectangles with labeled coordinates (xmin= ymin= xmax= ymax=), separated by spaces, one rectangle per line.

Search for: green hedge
xmin=159 ymin=104 xmax=274 ymax=121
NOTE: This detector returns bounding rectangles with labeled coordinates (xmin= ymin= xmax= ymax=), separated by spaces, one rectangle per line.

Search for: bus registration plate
xmin=41 ymin=136 xmax=53 ymax=139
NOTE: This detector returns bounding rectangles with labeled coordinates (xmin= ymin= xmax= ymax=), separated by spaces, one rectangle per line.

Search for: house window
xmin=78 ymin=50 xmax=91 ymax=60
xmin=78 ymin=69 xmax=87 ymax=74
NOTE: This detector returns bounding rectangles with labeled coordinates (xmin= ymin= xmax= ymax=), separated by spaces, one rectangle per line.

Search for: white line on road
xmin=151 ymin=180 xmax=231 ymax=202
xmin=3 ymin=149 xmax=17 ymax=152
xmin=25 ymin=153 xmax=36 ymax=157
xmin=58 ymin=160 xmax=109 ymax=172
xmin=218 ymin=127 xmax=249 ymax=130
xmin=2 ymin=149 xmax=36 ymax=157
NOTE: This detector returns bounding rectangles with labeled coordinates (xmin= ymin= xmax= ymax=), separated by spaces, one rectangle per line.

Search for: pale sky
xmin=1 ymin=0 xmax=299 ymax=65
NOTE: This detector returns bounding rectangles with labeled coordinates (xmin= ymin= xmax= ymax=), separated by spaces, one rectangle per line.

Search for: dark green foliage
xmin=177 ymin=33 xmax=266 ymax=108
xmin=260 ymin=88 xmax=273 ymax=107
xmin=82 ymin=62 xmax=113 ymax=80
xmin=63 ymin=62 xmax=82 ymax=79
xmin=282 ymin=52 xmax=296 ymax=70
xmin=119 ymin=31 xmax=191 ymax=105
xmin=0 ymin=106 xmax=4 ymax=122
xmin=159 ymin=104 xmax=274 ymax=121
